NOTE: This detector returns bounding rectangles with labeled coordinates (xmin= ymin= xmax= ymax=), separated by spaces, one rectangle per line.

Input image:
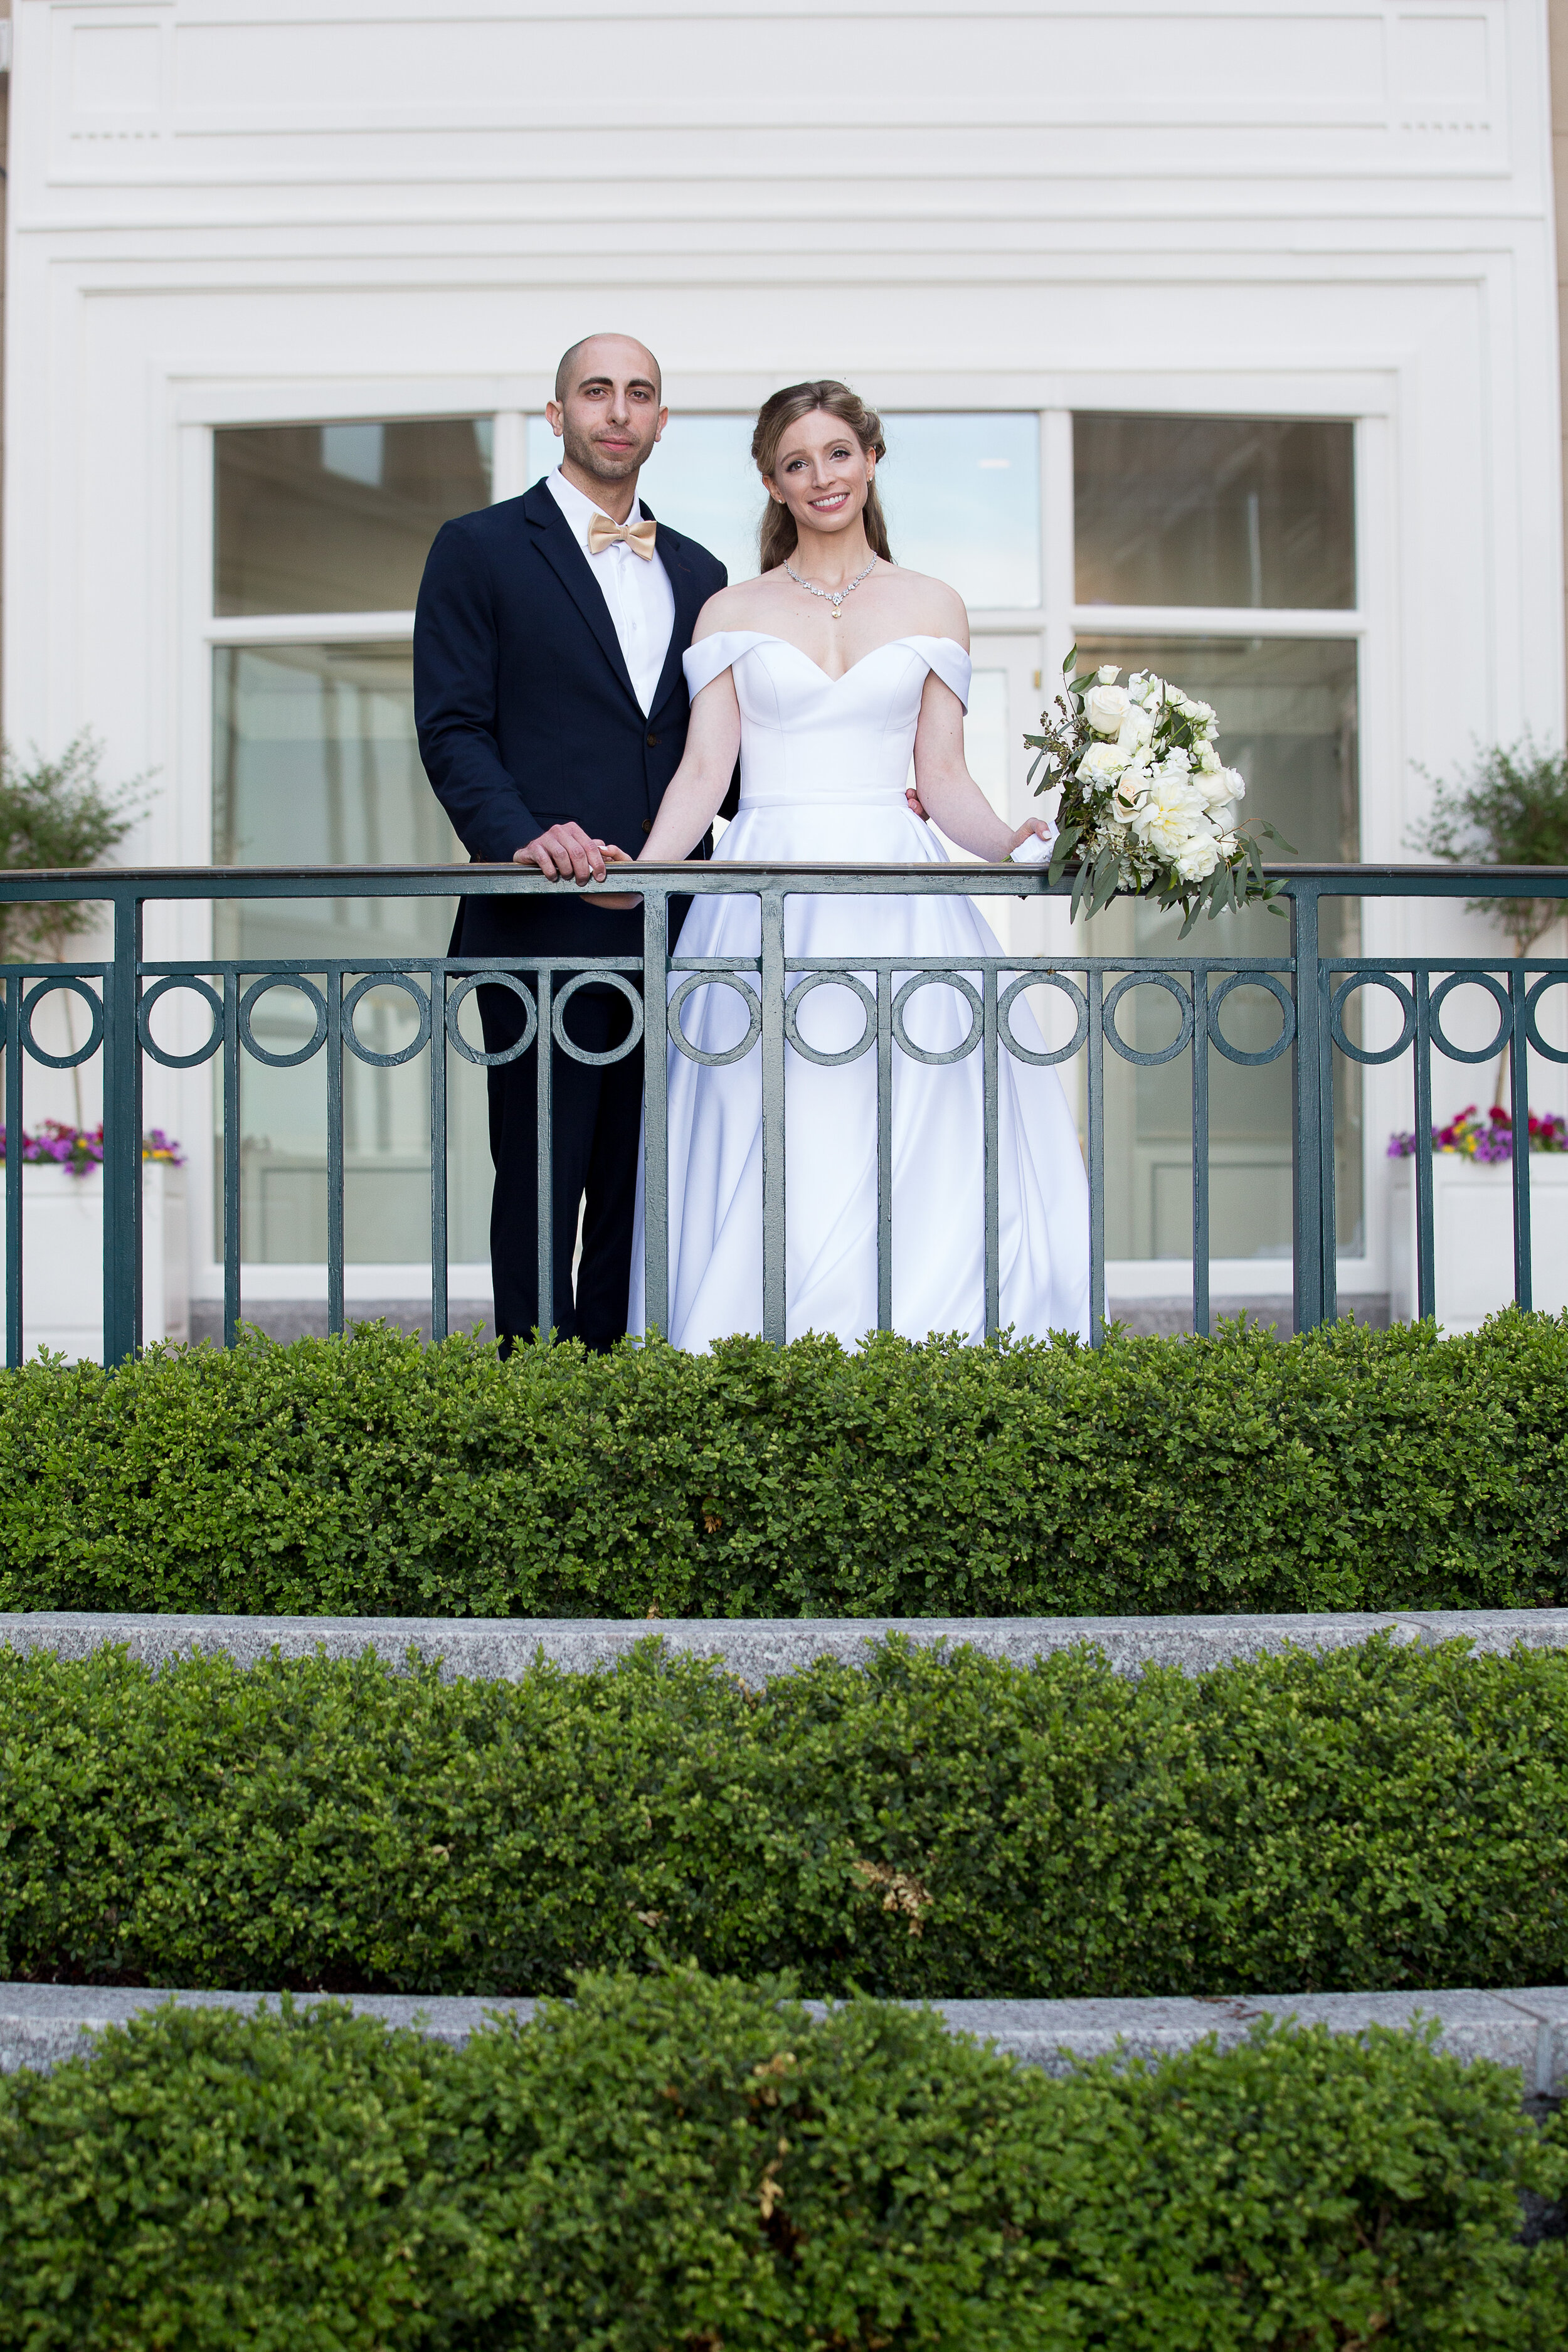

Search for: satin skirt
xmin=628 ymin=797 xmax=1091 ymax=1352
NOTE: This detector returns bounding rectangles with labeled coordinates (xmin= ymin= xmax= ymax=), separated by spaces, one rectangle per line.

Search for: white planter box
xmin=0 ymin=1162 xmax=188 ymax=1362
xmin=1389 ymin=1155 xmax=1568 ymax=1332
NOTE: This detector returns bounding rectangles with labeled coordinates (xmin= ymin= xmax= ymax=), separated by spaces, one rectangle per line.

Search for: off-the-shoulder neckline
xmin=689 ymin=630 xmax=968 ymax=686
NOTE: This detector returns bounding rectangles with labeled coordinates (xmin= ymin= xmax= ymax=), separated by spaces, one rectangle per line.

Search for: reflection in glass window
xmin=1074 ymin=415 xmax=1355 ymax=610
xmin=879 ymin=414 xmax=1041 ymax=610
xmin=526 ymin=410 xmax=1043 ymax=608
xmin=1074 ymin=636 xmax=1362 ymax=1263
xmin=212 ymin=642 xmax=489 ymax=1264
xmin=215 ymin=419 xmax=494 ymax=616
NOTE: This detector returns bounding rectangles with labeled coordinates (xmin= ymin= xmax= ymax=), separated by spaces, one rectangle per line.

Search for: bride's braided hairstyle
xmin=753 ymin=381 xmax=894 ymax=573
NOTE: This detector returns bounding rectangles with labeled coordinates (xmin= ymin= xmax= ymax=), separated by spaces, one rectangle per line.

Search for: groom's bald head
xmin=554 ymin=333 xmax=662 ymax=405
xmin=547 ymin=334 xmax=667 ymax=501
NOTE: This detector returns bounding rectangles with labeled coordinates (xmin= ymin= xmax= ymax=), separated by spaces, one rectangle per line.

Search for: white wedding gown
xmin=627 ymin=631 xmax=1091 ymax=1351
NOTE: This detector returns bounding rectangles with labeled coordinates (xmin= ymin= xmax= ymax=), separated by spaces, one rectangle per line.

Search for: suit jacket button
xmin=646 ymin=731 xmax=659 ymax=746
xmin=641 ymin=819 xmax=653 ymax=834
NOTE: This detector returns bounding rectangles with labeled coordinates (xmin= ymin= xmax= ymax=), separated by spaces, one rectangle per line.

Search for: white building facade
xmin=3 ymin=0 xmax=1565 ymax=1337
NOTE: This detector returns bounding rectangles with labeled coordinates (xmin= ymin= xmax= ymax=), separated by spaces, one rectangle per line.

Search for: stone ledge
xmin=2 ymin=1981 xmax=1563 ymax=2089
xmin=3 ymin=1608 xmax=1567 ymax=1682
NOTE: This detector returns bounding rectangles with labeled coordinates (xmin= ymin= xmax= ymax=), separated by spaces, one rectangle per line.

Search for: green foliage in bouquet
xmin=4 ymin=1634 xmax=1568 ymax=1997
xmin=1026 ymin=646 xmax=1294 ymax=934
xmin=1 ymin=1312 xmax=1565 ymax=1619
xmin=0 ymin=1973 xmax=1561 ymax=2349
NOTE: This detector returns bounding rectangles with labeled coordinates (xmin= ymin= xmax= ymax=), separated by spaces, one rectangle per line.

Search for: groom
xmin=414 ymin=333 xmax=729 ymax=1350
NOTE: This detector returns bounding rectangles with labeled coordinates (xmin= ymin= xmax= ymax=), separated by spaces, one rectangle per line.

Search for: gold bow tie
xmin=587 ymin=511 xmax=657 ymax=559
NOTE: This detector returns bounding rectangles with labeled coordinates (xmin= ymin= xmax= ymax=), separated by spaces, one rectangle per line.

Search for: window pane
xmin=212 ymin=642 xmax=490 ymax=1264
xmin=215 ymin=418 xmax=494 ymax=616
xmin=1074 ymin=635 xmax=1362 ymax=1263
xmin=527 ymin=408 xmax=1042 ymax=607
xmin=880 ymin=413 xmax=1041 ymax=608
xmin=1074 ymin=415 xmax=1355 ymax=609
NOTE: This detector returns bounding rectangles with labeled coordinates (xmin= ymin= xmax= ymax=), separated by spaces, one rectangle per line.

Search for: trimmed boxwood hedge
xmin=1 ymin=1310 xmax=1567 ymax=1618
xmin=4 ymin=1635 xmax=1568 ymax=1996
xmin=1 ymin=1972 xmax=1563 ymax=2351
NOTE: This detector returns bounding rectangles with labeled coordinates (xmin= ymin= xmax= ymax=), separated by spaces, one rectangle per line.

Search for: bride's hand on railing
xmin=1006 ymin=813 xmax=1057 ymax=864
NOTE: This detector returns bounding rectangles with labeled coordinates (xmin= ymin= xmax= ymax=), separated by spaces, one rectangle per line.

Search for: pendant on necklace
xmin=830 ymin=602 xmax=843 ymax=621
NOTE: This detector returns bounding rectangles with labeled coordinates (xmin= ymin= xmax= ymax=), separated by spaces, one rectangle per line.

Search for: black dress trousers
xmin=479 ymin=967 xmax=644 ymax=1353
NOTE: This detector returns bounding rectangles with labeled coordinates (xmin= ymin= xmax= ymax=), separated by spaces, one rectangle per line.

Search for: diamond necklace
xmin=784 ymin=554 xmax=877 ymax=621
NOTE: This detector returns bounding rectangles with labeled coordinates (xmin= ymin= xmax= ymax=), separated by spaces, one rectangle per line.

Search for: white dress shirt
xmin=546 ymin=465 xmax=676 ymax=718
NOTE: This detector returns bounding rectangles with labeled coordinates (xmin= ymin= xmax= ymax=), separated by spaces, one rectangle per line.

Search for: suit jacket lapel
xmin=646 ymin=514 xmax=705 ymax=721
xmin=522 ymin=481 xmax=641 ymax=711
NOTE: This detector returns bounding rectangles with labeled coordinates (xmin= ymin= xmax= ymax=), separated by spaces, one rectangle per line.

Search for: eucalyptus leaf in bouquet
xmin=1025 ymin=649 xmax=1293 ymax=936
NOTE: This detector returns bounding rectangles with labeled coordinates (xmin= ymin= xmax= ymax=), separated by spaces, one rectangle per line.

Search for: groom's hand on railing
xmin=514 ymin=823 xmax=630 ymax=883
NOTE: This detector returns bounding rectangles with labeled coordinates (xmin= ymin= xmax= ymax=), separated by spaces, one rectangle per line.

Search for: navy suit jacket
xmin=413 ymin=479 xmax=729 ymax=962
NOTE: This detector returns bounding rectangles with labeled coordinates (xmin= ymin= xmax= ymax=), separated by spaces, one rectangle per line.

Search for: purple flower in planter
xmin=0 ymin=1121 xmax=184 ymax=1177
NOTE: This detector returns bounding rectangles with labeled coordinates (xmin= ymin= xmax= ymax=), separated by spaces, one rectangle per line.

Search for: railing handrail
xmin=2 ymin=860 xmax=1568 ymax=905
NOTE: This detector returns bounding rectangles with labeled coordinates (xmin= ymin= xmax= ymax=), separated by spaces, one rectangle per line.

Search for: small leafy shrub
xmin=0 ymin=1973 xmax=1562 ymax=2351
xmin=2 ymin=1310 xmax=1567 ymax=1617
xmin=4 ymin=1636 xmax=1568 ymax=1997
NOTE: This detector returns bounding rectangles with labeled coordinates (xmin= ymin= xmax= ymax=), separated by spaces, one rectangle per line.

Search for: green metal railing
xmin=2 ymin=862 xmax=1566 ymax=1365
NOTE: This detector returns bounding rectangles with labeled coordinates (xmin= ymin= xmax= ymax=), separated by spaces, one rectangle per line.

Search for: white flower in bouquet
xmin=1022 ymin=647 xmax=1293 ymax=933
xmin=1083 ymin=682 xmax=1133 ymax=737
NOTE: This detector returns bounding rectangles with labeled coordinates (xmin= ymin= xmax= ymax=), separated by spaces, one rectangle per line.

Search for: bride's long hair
xmin=753 ymin=381 xmax=894 ymax=573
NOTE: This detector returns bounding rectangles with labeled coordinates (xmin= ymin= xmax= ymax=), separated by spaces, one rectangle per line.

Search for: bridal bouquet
xmin=1025 ymin=649 xmax=1291 ymax=934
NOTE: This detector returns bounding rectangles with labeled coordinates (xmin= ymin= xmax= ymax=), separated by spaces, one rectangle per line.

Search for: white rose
xmin=1096 ymin=664 xmax=1121 ymax=685
xmin=1195 ymin=742 xmax=1222 ymax=775
xmin=1116 ymin=709 xmax=1154 ymax=756
xmin=1083 ymin=683 xmax=1132 ymax=738
xmin=1206 ymin=800 xmax=1240 ymax=834
xmin=1110 ymin=773 xmax=1147 ymax=823
xmin=1076 ymin=739 xmax=1129 ymax=787
xmin=1221 ymin=766 xmax=1246 ymax=804
xmin=1173 ymin=834 xmax=1221 ymax=881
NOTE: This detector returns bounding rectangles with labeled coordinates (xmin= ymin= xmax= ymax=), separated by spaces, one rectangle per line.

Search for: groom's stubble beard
xmin=560 ymin=410 xmax=658 ymax=494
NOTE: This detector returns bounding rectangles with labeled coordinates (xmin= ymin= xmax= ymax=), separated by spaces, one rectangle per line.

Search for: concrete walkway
xmin=4 ymin=1607 xmax=1567 ymax=1682
xmin=3 ymin=1979 xmax=1564 ymax=2087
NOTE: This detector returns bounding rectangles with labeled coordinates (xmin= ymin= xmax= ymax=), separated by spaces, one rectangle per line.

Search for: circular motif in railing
xmin=1102 ymin=971 xmax=1194 ymax=1067
xmin=342 ymin=973 xmax=433 ymax=1069
xmin=1428 ymin=970 xmax=1512 ymax=1066
xmin=237 ymin=975 xmax=329 ymax=1068
xmin=784 ymin=972 xmax=876 ymax=1067
xmin=551 ymin=970 xmax=645 ymax=1067
xmin=1526 ymin=972 xmax=1568 ymax=1066
xmin=1206 ymin=971 xmax=1296 ymax=1067
xmin=1329 ymin=973 xmax=1416 ymax=1066
xmin=443 ymin=972 xmax=538 ymax=1067
xmin=996 ymin=972 xmax=1088 ymax=1068
xmin=137 ymin=975 xmax=225 ymax=1069
xmin=667 ymin=972 xmax=762 ymax=1068
xmin=891 ymin=970 xmax=982 ymax=1066
xmin=18 ymin=976 xmax=105 ymax=1070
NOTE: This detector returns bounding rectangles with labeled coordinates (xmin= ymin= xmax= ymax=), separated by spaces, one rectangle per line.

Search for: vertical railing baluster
xmin=535 ymin=965 xmax=554 ymax=1341
xmin=1289 ymin=884 xmax=1325 ymax=1337
xmin=223 ymin=969 xmax=241 ymax=1350
xmin=1413 ymin=969 xmax=1436 ymax=1322
xmin=1190 ymin=965 xmax=1210 ymax=1338
xmin=4 ymin=977 xmax=22 ymax=1369
xmin=1508 ymin=959 xmax=1533 ymax=1311
xmin=876 ymin=965 xmax=893 ymax=1332
xmin=1087 ymin=965 xmax=1106 ymax=1348
xmin=430 ymin=961 xmax=449 ymax=1345
xmin=983 ymin=963 xmax=1000 ymax=1340
xmin=326 ymin=966 xmax=344 ymax=1338
xmin=102 ymin=889 xmax=142 ymax=1368
xmin=1318 ymin=948 xmax=1338 ymax=1325
xmin=642 ymin=890 xmax=670 ymax=1340
xmin=760 ymin=889 xmax=787 ymax=1345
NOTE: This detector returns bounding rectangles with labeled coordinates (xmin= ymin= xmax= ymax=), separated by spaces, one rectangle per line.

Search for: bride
xmin=621 ymin=379 xmax=1090 ymax=1352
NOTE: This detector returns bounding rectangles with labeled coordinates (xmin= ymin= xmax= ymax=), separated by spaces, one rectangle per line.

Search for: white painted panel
xmin=72 ymin=23 xmax=162 ymax=115
xmin=166 ymin=9 xmax=1387 ymax=130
